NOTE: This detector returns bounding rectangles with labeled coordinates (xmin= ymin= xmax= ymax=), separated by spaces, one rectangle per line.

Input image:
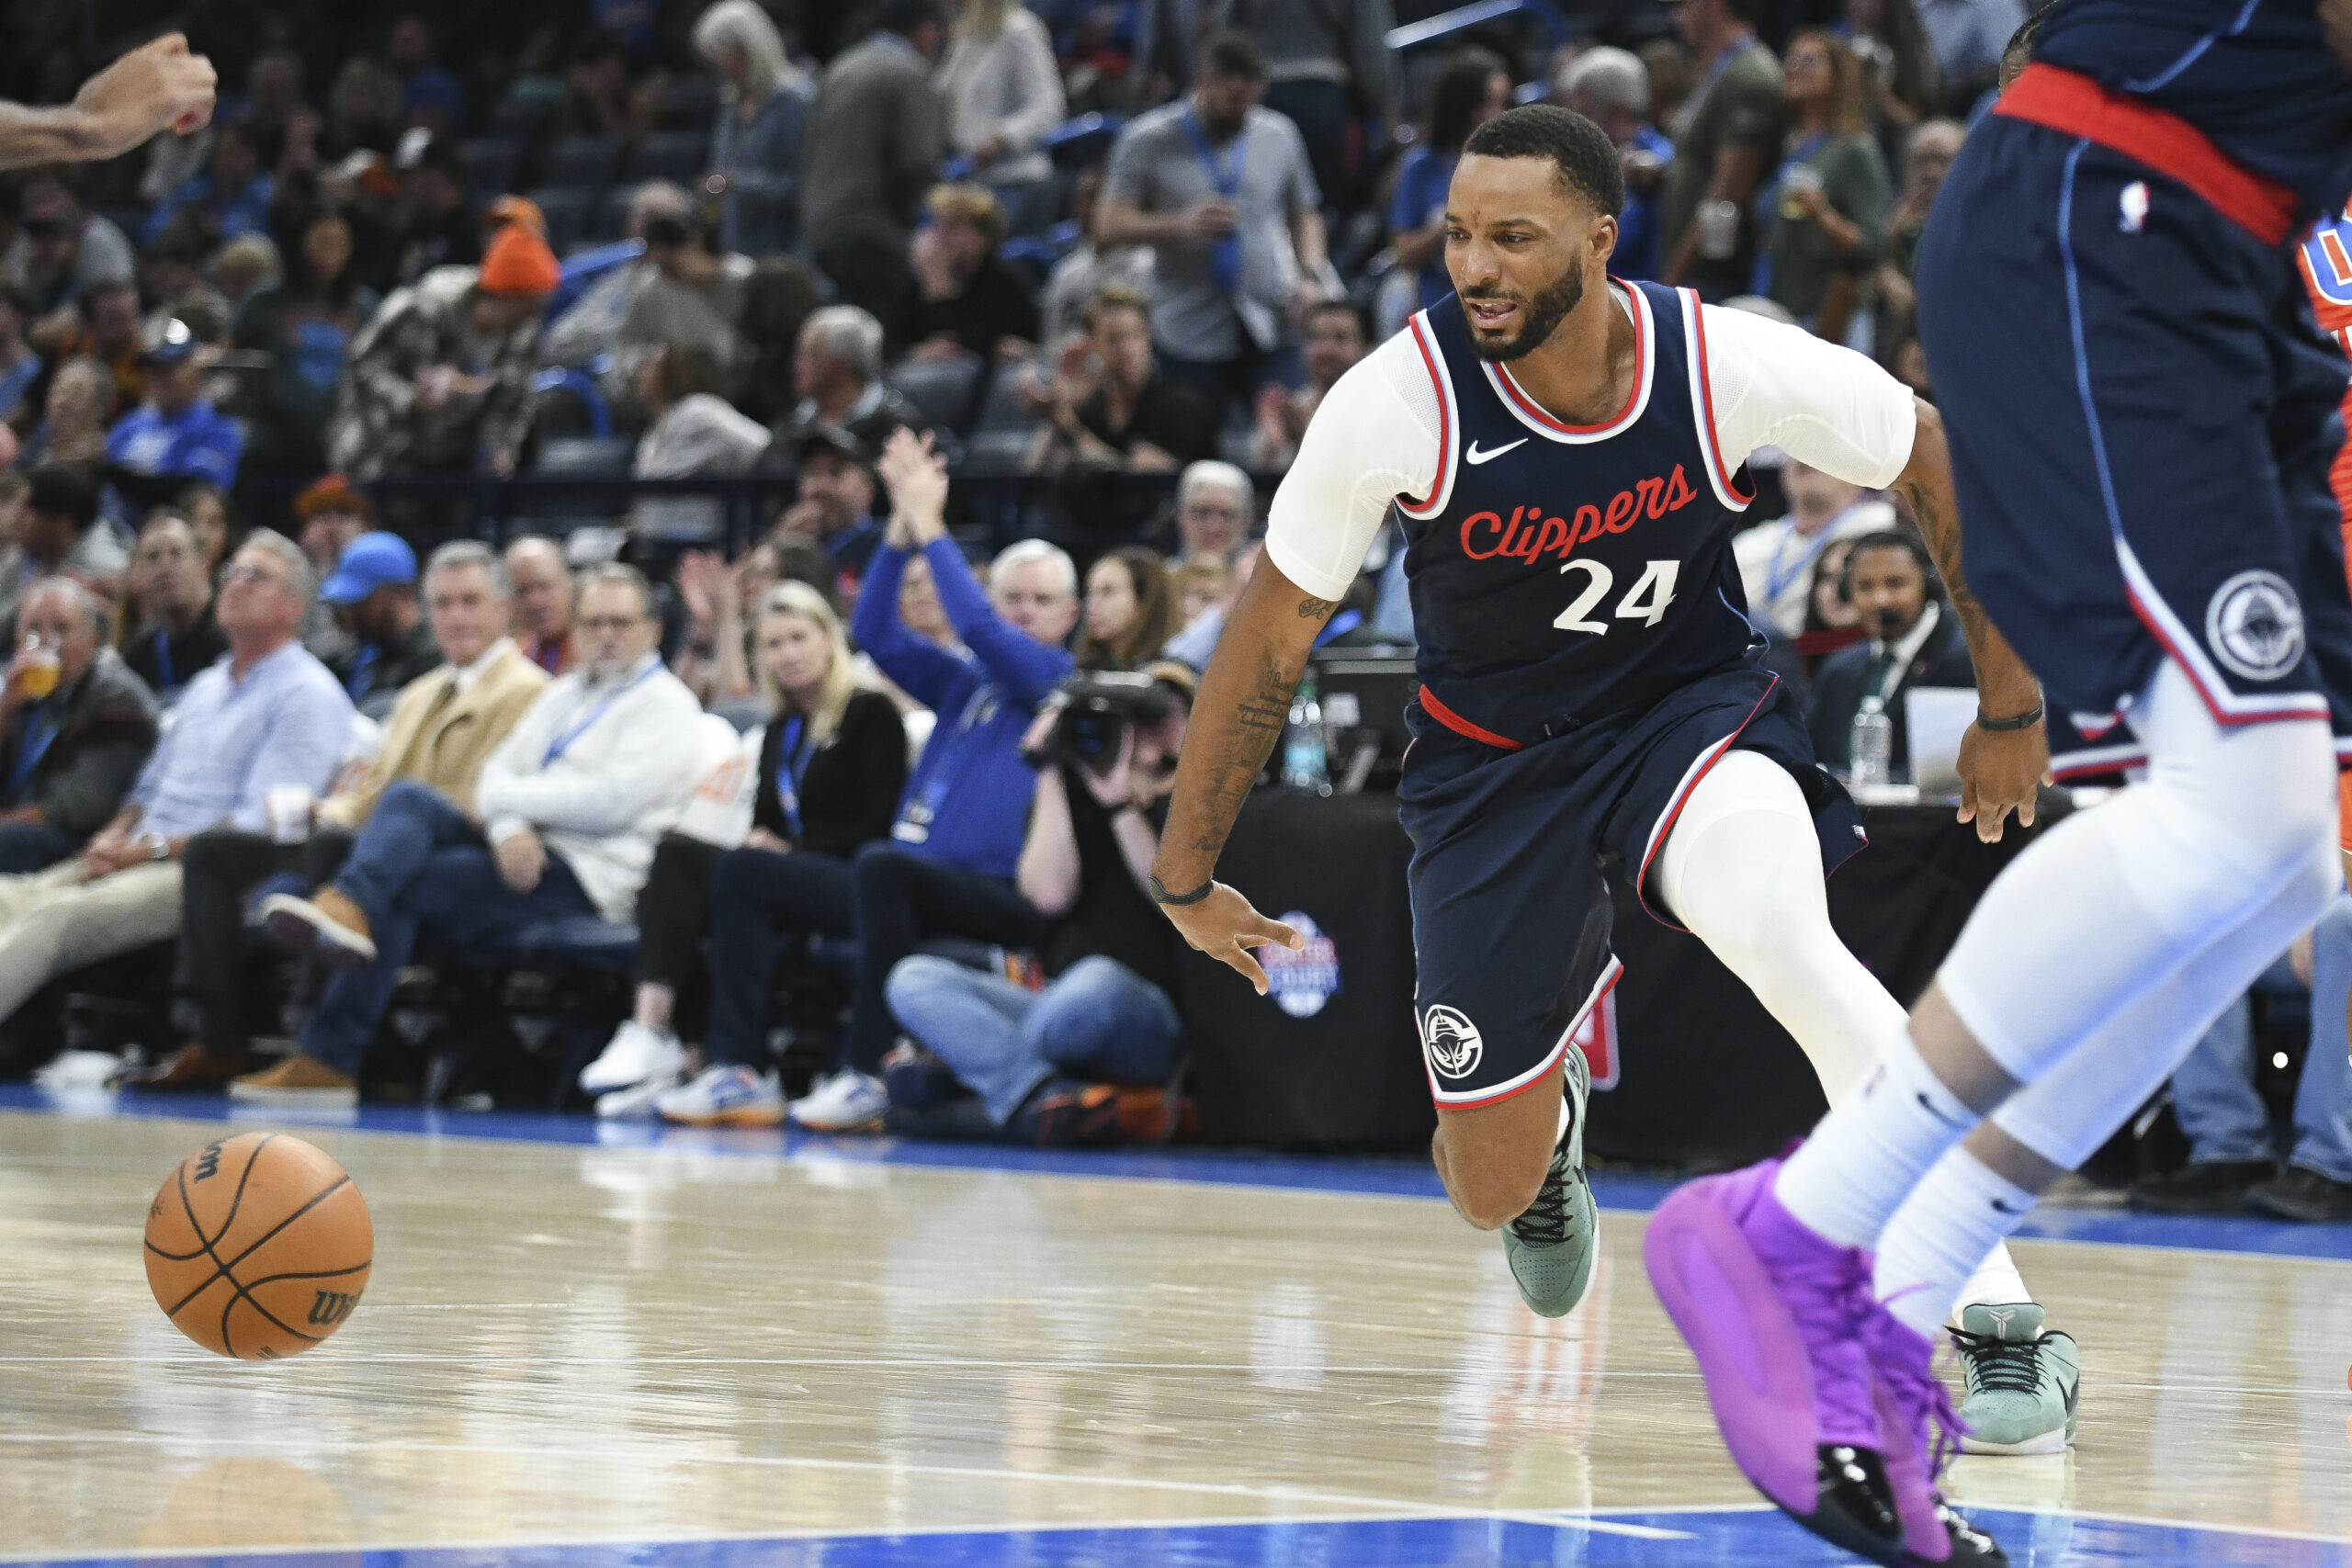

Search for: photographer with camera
xmin=887 ymin=664 xmax=1194 ymax=1145
xmin=797 ymin=428 xmax=1080 ymax=1132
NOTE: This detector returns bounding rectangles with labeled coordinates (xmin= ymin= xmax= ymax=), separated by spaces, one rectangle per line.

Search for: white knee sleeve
xmin=1657 ymin=750 xmax=1905 ymax=1105
xmin=1940 ymin=660 xmax=2338 ymax=1084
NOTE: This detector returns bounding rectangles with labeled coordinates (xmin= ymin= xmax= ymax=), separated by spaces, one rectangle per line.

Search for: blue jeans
xmin=885 ymin=953 xmax=1182 ymax=1125
xmin=0 ymin=819 xmax=79 ymax=874
xmin=300 ymin=780 xmax=594 ymax=1075
xmin=2171 ymin=896 xmax=2352 ymax=1183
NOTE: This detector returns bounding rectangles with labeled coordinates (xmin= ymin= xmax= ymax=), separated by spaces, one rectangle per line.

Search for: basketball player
xmin=1150 ymin=104 xmax=2046 ymax=1554
xmin=0 ymin=35 xmax=215 ymax=168
xmin=1647 ymin=6 xmax=2352 ymax=1566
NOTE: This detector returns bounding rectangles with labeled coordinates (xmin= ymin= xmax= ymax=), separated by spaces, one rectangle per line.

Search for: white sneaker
xmin=594 ymin=1075 xmax=678 ymax=1120
xmin=579 ymin=1021 xmax=687 ymax=1093
xmin=787 ymin=1069 xmax=888 ymax=1133
xmin=657 ymin=1065 xmax=786 ymax=1126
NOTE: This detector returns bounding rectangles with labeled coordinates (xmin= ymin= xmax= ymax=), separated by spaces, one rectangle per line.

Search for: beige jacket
xmin=319 ymin=640 xmax=548 ymax=828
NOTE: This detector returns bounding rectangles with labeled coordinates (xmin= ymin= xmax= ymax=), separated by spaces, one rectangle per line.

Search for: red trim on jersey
xmin=1995 ymin=63 xmax=2298 ymax=246
xmin=1685 ymin=289 xmax=1757 ymax=506
xmin=1491 ymin=282 xmax=1646 ymax=435
xmin=2123 ymin=584 xmax=2332 ymax=728
xmin=1398 ymin=314 xmax=1452 ymax=516
xmin=1418 ymin=683 xmax=1524 ymax=751
xmin=1427 ymin=963 xmax=1621 ymax=1111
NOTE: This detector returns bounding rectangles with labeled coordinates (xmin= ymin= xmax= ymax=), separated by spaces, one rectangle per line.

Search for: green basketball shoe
xmin=1952 ymin=1303 xmax=2079 ymax=1455
xmin=1500 ymin=1046 xmax=1599 ymax=1317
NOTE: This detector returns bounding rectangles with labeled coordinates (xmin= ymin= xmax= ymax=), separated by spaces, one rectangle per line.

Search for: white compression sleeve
xmin=1656 ymin=748 xmax=1901 ymax=1104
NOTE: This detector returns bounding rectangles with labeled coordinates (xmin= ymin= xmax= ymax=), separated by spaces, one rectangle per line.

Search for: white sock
xmin=1951 ymin=1243 xmax=2032 ymax=1325
xmin=1873 ymin=1146 xmax=2038 ymax=1338
xmin=1773 ymin=1028 xmax=1980 ymax=1247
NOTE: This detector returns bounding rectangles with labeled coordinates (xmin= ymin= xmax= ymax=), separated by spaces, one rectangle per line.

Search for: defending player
xmin=1150 ymin=103 xmax=2046 ymax=1558
xmin=1647 ymin=7 xmax=2352 ymax=1567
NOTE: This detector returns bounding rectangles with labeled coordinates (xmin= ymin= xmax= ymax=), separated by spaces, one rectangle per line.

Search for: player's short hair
xmin=1461 ymin=104 xmax=1625 ymax=219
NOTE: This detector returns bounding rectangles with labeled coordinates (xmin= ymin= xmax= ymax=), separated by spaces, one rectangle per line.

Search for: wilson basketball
xmin=142 ymin=1133 xmax=372 ymax=1359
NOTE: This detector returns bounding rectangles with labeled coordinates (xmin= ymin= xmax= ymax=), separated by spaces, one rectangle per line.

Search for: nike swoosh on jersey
xmin=1464 ymin=438 xmax=1528 ymax=466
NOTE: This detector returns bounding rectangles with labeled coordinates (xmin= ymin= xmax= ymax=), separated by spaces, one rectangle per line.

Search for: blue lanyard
xmin=342 ymin=643 xmax=379 ymax=703
xmin=1761 ymin=506 xmax=1860 ymax=604
xmin=542 ymin=660 xmax=659 ymax=766
xmin=1179 ymin=107 xmax=1245 ymax=293
xmin=152 ymin=627 xmax=175 ymax=692
xmin=772 ymin=713 xmax=808 ymax=840
xmin=9 ymin=704 xmax=56 ymax=797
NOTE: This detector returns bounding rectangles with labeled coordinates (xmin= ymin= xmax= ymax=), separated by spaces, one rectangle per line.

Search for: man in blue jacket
xmin=794 ymin=428 xmax=1078 ymax=1130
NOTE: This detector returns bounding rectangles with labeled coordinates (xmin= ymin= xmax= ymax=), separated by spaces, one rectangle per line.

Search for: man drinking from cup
xmin=0 ymin=577 xmax=158 ymax=873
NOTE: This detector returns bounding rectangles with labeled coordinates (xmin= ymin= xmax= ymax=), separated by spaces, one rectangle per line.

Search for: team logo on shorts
xmin=2204 ymin=570 xmax=2305 ymax=682
xmin=1420 ymin=1005 xmax=1484 ymax=1080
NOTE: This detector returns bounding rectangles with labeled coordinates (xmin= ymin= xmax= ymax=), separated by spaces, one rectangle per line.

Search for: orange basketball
xmin=142 ymin=1133 xmax=372 ymax=1359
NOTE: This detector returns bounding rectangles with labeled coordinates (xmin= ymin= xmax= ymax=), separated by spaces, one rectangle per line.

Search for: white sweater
xmin=936 ymin=9 xmax=1067 ymax=186
xmin=473 ymin=654 xmax=709 ymax=923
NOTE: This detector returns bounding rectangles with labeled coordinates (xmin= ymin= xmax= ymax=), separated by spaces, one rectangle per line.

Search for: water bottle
xmin=1281 ymin=672 xmax=1331 ymax=795
xmin=1849 ymin=695 xmax=1893 ymax=790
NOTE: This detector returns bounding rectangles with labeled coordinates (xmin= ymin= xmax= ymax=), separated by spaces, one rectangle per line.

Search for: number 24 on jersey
xmin=1555 ymin=558 xmax=1679 ymax=634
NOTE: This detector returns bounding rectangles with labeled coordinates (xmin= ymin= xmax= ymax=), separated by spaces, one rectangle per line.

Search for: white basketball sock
xmin=1773 ymin=1028 xmax=1980 ymax=1248
xmin=1951 ymin=1245 xmax=2032 ymax=1324
xmin=1873 ymin=1147 xmax=2037 ymax=1338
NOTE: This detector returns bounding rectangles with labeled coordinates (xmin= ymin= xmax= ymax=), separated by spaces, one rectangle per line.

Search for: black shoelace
xmin=1510 ymin=1129 xmax=1578 ymax=1246
xmin=1950 ymin=1327 xmax=2041 ymax=1394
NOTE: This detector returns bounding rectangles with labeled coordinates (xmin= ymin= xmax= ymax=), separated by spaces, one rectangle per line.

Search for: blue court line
xmin=9 ymin=1085 xmax=2352 ymax=1262
xmin=12 ymin=1507 xmax=2346 ymax=1567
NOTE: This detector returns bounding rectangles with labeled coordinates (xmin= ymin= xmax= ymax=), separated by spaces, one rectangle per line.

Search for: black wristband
xmin=1150 ymin=874 xmax=1215 ymax=906
xmin=1975 ymin=703 xmax=2044 ymax=732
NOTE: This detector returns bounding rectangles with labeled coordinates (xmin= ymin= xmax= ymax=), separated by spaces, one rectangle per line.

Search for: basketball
xmin=141 ymin=1134 xmax=372 ymax=1360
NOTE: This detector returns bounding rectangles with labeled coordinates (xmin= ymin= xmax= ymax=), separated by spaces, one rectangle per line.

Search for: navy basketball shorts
xmin=1916 ymin=114 xmax=2352 ymax=780
xmin=1396 ymin=664 xmax=1864 ymax=1109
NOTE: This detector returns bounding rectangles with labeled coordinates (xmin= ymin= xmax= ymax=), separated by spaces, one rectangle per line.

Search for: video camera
xmin=1023 ymin=671 xmax=1182 ymax=777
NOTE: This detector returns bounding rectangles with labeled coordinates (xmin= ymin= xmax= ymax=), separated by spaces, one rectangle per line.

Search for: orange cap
xmin=483 ymin=195 xmax=548 ymax=235
xmin=294 ymin=473 xmax=370 ymax=521
xmin=478 ymin=223 xmax=560 ymax=299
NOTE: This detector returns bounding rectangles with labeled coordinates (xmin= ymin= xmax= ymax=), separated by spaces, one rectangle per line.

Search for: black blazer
xmin=1808 ymin=604 xmax=1977 ymax=778
xmin=752 ymin=687 xmax=909 ymax=861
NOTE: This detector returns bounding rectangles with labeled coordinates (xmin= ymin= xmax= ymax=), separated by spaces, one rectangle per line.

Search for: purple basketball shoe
xmin=1863 ymin=1307 xmax=2008 ymax=1567
xmin=1643 ymin=1159 xmax=1907 ymax=1564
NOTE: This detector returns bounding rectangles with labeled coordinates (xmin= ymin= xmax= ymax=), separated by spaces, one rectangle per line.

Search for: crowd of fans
xmin=5 ymin=0 xmax=2335 ymax=1203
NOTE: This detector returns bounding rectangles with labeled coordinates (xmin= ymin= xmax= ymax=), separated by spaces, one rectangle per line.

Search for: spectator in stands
xmin=1659 ymin=0 xmax=1784 ymax=300
xmin=731 ymin=257 xmax=826 ymax=425
xmin=1872 ymin=118 xmax=1963 ymax=358
xmin=0 ymin=577 xmax=158 ymax=874
xmin=388 ymin=16 xmax=467 ymax=134
xmin=1391 ymin=50 xmax=1513 ymax=315
xmin=1800 ymin=536 xmax=1867 ymax=669
xmin=1046 ymin=285 xmax=1222 ymax=472
xmin=0 ymin=282 xmax=41 ymax=424
xmin=380 ymin=138 xmax=481 ymax=291
xmin=503 ymin=536 xmax=576 ymax=676
xmin=801 ymin=0 xmax=949 ymax=321
xmin=1642 ymin=37 xmax=1698 ymax=132
xmin=888 ymin=661 xmax=1193 ymax=1144
xmin=21 ymin=359 xmax=110 ymax=469
xmin=0 ymin=531 xmax=348 ymax=1035
xmin=105 ymin=319 xmax=245 ymax=503
xmin=1807 ymin=530 xmax=1973 ymax=777
xmin=582 ymin=581 xmax=910 ymax=1121
xmin=175 ymin=479 xmax=237 ymax=577
xmin=775 ymin=426 xmax=887 ymax=595
xmin=1763 ymin=31 xmax=1891 ymax=347
xmin=1244 ymin=297 xmax=1364 ymax=472
xmin=140 ymin=218 xmax=232 ymax=344
xmin=1164 ymin=458 xmax=1254 ymax=562
xmin=328 ymin=220 xmax=559 ymax=479
xmin=1099 ymin=32 xmax=1328 ymax=417
xmin=121 ymin=512 xmax=227 ymax=705
xmin=896 ymin=550 xmax=957 ymax=649
xmin=775 ymin=305 xmax=921 ymax=454
xmin=2132 ymin=900 xmax=2352 ymax=1221
xmin=630 ymin=344 xmax=770 ymax=540
xmin=1034 ymin=168 xmax=1156 ymax=364
xmin=321 ymin=533 xmax=443 ymax=718
xmin=1918 ymin=0 xmax=2026 ymax=114
xmin=141 ymin=118 xmax=272 ymax=248
xmin=211 ymin=233 xmax=282 ymax=317
xmin=43 ymin=280 xmax=143 ymax=424
xmin=1216 ymin=0 xmax=1396 ymax=217
xmin=889 ymin=184 xmax=1041 ymax=365
xmin=551 ymin=28 xmax=654 ymax=141
xmin=319 ymin=56 xmax=403 ymax=163
xmin=1733 ymin=455 xmax=1895 ymax=637
xmin=938 ymin=0 xmax=1069 ymax=237
xmin=694 ymin=0 xmax=815 ymax=257
xmin=234 ymin=207 xmax=381 ymax=477
xmin=1560 ymin=48 xmax=1674 ymax=283
xmin=1163 ymin=536 xmax=1258 ymax=668
xmin=1170 ymin=553 xmax=1232 ymax=638
xmin=151 ymin=541 xmax=547 ymax=1091
xmin=241 ymin=564 xmax=706 ymax=1105
xmin=542 ymin=196 xmax=750 ymax=416
xmin=6 ymin=463 xmax=128 ymax=625
xmin=7 ymin=187 xmax=135 ymax=320
xmin=1845 ymin=0 xmax=1942 ymax=141
xmin=1075 ymin=547 xmax=1177 ymax=671
xmin=800 ymin=431 xmax=1078 ymax=1131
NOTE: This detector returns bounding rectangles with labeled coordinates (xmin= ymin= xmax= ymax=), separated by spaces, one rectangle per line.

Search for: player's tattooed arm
xmin=1893 ymin=396 xmax=2049 ymax=841
xmin=1151 ymin=565 xmax=1338 ymax=990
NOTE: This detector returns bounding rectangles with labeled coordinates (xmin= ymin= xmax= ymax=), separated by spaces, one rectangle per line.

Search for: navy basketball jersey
xmin=1397 ymin=279 xmax=1761 ymax=745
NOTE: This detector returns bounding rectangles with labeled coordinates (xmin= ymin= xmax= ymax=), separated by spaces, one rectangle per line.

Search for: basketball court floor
xmin=5 ymin=1085 xmax=2351 ymax=1567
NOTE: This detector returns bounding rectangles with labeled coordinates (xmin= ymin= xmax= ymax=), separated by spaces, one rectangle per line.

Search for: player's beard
xmin=1460 ymin=259 xmax=1587 ymax=362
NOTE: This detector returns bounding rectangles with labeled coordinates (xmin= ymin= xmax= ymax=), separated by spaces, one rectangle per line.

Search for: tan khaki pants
xmin=0 ymin=861 xmax=182 ymax=1023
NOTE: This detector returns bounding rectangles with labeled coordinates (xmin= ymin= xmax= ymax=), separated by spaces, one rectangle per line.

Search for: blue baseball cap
xmin=319 ymin=533 xmax=418 ymax=605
